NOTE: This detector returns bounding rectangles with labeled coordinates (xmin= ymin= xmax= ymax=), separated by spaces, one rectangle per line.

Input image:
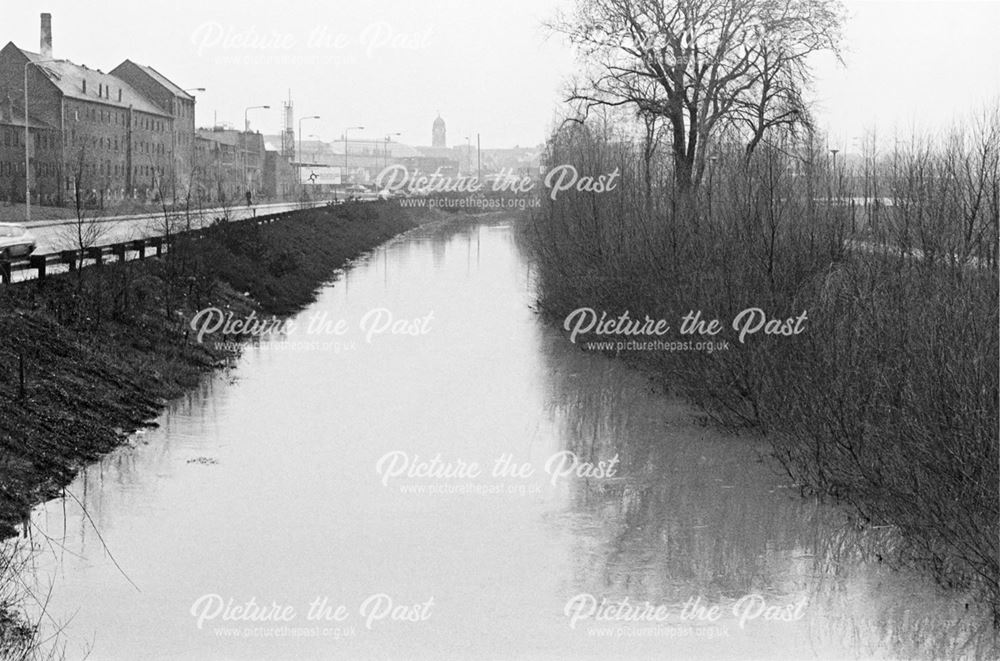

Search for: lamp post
xmin=465 ymin=136 xmax=471 ymax=175
xmin=23 ymin=58 xmax=64 ymax=222
xmin=382 ymin=132 xmax=401 ymax=172
xmin=297 ymin=115 xmax=320 ymax=194
xmin=343 ymin=126 xmax=364 ymax=186
xmin=298 ymin=115 xmax=321 ymax=164
xmin=243 ymin=104 xmax=270 ymax=198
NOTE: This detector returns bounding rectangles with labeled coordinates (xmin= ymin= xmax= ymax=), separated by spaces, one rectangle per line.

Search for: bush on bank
xmin=523 ymin=115 xmax=999 ymax=616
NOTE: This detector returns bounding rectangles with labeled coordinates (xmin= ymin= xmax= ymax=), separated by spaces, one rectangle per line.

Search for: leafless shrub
xmin=525 ymin=105 xmax=999 ymax=616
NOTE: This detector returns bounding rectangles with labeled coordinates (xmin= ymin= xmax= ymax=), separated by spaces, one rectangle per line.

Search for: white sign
xmin=300 ymin=166 xmax=342 ymax=185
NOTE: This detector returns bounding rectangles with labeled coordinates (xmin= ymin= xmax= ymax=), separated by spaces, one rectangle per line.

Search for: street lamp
xmin=243 ymin=105 xmax=270 ymax=198
xmin=343 ymin=126 xmax=364 ymax=185
xmin=382 ymin=132 xmax=401 ymax=171
xmin=465 ymin=136 xmax=471 ymax=175
xmin=298 ymin=115 xmax=321 ymax=164
xmin=297 ymin=115 xmax=321 ymax=194
xmin=23 ymin=58 xmax=64 ymax=222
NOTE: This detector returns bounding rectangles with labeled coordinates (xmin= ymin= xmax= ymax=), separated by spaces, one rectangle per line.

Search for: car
xmin=377 ymin=188 xmax=404 ymax=201
xmin=0 ymin=223 xmax=37 ymax=260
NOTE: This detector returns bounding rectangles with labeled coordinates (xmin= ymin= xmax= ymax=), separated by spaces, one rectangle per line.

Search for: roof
xmin=196 ymin=128 xmax=241 ymax=146
xmin=18 ymin=47 xmax=171 ymax=117
xmin=414 ymin=146 xmax=460 ymax=160
xmin=120 ymin=60 xmax=194 ymax=101
xmin=196 ymin=128 xmax=263 ymax=148
xmin=299 ymin=139 xmax=423 ymax=159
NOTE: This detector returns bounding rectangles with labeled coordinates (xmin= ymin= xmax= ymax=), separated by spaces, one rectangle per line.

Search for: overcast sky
xmin=4 ymin=1 xmax=998 ymax=151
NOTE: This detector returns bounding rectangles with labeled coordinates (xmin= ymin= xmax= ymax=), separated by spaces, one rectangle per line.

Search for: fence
xmin=0 ymin=208 xmax=311 ymax=285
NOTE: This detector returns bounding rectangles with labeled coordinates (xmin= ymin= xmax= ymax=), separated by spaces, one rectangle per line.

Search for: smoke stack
xmin=40 ymin=13 xmax=52 ymax=59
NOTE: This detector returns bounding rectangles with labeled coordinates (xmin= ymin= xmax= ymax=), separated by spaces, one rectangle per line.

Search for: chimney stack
xmin=40 ymin=13 xmax=52 ymax=59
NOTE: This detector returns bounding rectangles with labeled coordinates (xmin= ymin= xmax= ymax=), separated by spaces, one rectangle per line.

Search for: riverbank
xmin=522 ymin=120 xmax=999 ymax=622
xmin=0 ymin=201 xmax=431 ymax=536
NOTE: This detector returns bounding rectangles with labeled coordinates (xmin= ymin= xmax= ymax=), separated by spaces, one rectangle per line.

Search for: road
xmin=24 ymin=200 xmax=335 ymax=254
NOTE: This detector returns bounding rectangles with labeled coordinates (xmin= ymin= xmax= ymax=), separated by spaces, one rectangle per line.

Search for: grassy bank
xmin=523 ymin=116 xmax=999 ymax=617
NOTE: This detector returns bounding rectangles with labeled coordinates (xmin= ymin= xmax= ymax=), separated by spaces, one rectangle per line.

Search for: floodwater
xmin=16 ymin=217 xmax=996 ymax=660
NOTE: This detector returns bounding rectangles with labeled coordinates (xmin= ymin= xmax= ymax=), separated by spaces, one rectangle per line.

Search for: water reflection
xmin=539 ymin=334 xmax=998 ymax=658
xmin=11 ymin=217 xmax=996 ymax=660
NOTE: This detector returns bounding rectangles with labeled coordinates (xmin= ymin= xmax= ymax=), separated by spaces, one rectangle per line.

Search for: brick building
xmin=111 ymin=60 xmax=197 ymax=202
xmin=194 ymin=128 xmax=265 ymax=204
xmin=0 ymin=13 xmax=197 ymax=208
xmin=0 ymin=101 xmax=61 ymax=204
xmin=263 ymin=149 xmax=296 ymax=200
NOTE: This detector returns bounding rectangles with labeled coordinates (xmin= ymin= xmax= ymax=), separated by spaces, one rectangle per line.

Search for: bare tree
xmin=550 ymin=0 xmax=844 ymax=194
xmin=58 ymin=145 xmax=110 ymax=283
xmin=146 ymin=156 xmax=191 ymax=320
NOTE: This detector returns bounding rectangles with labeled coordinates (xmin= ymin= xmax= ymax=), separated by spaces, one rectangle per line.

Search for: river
xmin=16 ymin=216 xmax=996 ymax=660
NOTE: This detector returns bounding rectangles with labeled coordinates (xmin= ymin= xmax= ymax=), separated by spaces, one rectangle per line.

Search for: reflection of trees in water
xmin=539 ymin=345 xmax=998 ymax=659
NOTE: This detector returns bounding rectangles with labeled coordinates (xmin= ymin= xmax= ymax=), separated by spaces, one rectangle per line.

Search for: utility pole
xmin=244 ymin=105 xmax=270 ymax=198
xmin=344 ymin=126 xmax=364 ymax=186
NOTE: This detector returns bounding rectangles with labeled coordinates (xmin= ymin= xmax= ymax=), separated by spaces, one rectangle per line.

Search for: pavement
xmin=25 ymin=200 xmax=331 ymax=254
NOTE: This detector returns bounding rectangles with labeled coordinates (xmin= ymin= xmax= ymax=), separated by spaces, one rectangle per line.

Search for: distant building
xmin=194 ymin=132 xmax=238 ymax=204
xmin=0 ymin=13 xmax=197 ymax=207
xmin=432 ymin=114 xmax=446 ymax=148
xmin=262 ymin=149 xmax=296 ymax=200
xmin=194 ymin=127 xmax=265 ymax=203
xmin=410 ymin=146 xmax=460 ymax=179
xmin=274 ymin=136 xmax=428 ymax=186
xmin=111 ymin=60 xmax=197 ymax=200
xmin=479 ymin=146 xmax=543 ymax=178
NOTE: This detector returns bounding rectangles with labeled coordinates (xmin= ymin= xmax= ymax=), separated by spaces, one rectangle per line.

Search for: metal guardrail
xmin=0 ymin=205 xmax=327 ymax=285
xmin=0 ymin=193 xmax=499 ymax=284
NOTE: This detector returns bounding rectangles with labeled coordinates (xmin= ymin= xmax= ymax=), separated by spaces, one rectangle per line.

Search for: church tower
xmin=432 ymin=114 xmax=446 ymax=148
